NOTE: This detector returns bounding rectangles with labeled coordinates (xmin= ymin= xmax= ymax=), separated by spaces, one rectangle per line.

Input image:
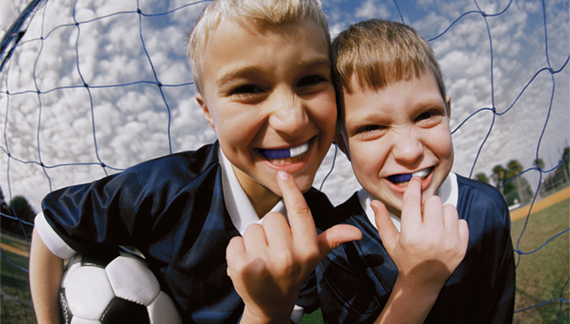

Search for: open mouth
xmin=257 ymin=140 xmax=311 ymax=166
xmin=388 ymin=167 xmax=432 ymax=184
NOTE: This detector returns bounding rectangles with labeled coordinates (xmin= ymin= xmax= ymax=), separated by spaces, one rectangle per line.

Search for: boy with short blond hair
xmin=304 ymin=19 xmax=515 ymax=323
xmin=29 ymin=1 xmax=362 ymax=323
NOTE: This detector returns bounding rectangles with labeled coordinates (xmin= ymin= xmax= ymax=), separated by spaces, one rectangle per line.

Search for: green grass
xmin=1 ymin=199 xmax=568 ymax=324
xmin=511 ymin=199 xmax=569 ymax=324
xmin=1 ymin=233 xmax=37 ymax=324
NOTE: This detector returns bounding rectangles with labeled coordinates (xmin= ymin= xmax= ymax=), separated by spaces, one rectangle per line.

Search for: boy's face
xmin=195 ymin=17 xmax=336 ymax=199
xmin=339 ymin=71 xmax=453 ymax=216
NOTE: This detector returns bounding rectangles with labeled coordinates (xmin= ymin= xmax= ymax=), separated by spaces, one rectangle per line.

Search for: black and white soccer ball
xmin=59 ymin=249 xmax=181 ymax=324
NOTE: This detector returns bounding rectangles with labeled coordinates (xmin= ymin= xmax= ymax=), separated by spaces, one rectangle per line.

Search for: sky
xmin=0 ymin=0 xmax=569 ymax=213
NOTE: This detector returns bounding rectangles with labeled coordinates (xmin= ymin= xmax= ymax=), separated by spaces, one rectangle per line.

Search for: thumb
xmin=317 ymin=224 xmax=362 ymax=257
xmin=371 ymin=200 xmax=399 ymax=253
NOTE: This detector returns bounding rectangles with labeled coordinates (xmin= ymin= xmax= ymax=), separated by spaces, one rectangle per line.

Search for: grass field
xmin=511 ymin=198 xmax=569 ymax=323
xmin=1 ymin=196 xmax=568 ymax=324
xmin=1 ymin=234 xmax=36 ymax=324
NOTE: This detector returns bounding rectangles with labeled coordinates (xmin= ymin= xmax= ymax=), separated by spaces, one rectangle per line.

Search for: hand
xmin=226 ymin=170 xmax=362 ymax=324
xmin=372 ymin=177 xmax=469 ymax=293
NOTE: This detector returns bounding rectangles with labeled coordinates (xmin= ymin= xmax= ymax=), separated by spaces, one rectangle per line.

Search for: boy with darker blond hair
xmin=301 ymin=19 xmax=515 ymax=323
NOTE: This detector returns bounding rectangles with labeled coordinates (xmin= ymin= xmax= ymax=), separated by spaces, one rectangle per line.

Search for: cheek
xmin=350 ymin=143 xmax=384 ymax=178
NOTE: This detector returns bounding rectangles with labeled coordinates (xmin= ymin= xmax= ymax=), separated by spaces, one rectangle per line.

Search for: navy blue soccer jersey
xmin=298 ymin=174 xmax=515 ymax=324
xmin=40 ymin=142 xmax=334 ymax=324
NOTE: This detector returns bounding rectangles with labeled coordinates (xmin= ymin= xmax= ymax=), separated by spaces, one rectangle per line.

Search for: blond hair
xmin=187 ymin=0 xmax=330 ymax=93
xmin=332 ymin=19 xmax=445 ymax=100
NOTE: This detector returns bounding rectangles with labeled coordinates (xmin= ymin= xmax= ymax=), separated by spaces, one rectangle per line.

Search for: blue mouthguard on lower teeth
xmin=258 ymin=148 xmax=291 ymax=159
xmin=388 ymin=173 xmax=413 ymax=183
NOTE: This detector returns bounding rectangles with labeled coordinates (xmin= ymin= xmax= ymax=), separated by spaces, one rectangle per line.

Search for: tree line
xmin=475 ymin=146 xmax=569 ymax=207
xmin=1 ymin=186 xmax=36 ymax=238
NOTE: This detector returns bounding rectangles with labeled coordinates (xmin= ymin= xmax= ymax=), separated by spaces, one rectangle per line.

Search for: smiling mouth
xmin=257 ymin=141 xmax=311 ymax=165
xmin=388 ymin=167 xmax=432 ymax=184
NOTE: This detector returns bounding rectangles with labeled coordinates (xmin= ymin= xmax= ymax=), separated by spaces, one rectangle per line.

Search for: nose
xmin=268 ymin=90 xmax=309 ymax=137
xmin=391 ymin=128 xmax=424 ymax=165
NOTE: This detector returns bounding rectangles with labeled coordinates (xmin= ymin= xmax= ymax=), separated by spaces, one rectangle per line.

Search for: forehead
xmin=343 ymin=71 xmax=445 ymax=120
xmin=200 ymin=17 xmax=330 ymax=89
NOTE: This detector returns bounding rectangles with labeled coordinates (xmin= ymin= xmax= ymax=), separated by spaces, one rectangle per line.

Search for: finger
xmin=401 ymin=176 xmax=423 ymax=231
xmin=261 ymin=212 xmax=293 ymax=250
xmin=441 ymin=204 xmax=459 ymax=233
xmin=457 ymin=219 xmax=469 ymax=252
xmin=242 ymin=223 xmax=268 ymax=254
xmin=422 ymin=195 xmax=444 ymax=229
xmin=317 ymin=224 xmax=362 ymax=258
xmin=276 ymin=170 xmax=318 ymax=244
xmin=371 ymin=200 xmax=399 ymax=253
xmin=226 ymin=236 xmax=247 ymax=277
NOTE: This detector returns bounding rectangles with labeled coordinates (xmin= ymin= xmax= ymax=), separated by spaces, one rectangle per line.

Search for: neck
xmin=385 ymin=204 xmax=402 ymax=219
xmin=232 ymin=165 xmax=280 ymax=218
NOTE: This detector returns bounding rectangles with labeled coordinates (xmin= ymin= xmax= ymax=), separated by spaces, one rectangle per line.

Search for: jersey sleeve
xmin=34 ymin=212 xmax=77 ymax=259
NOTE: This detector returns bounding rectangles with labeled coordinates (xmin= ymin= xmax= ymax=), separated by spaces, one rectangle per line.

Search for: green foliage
xmin=476 ymin=172 xmax=490 ymax=183
xmin=488 ymin=160 xmax=534 ymax=206
xmin=0 ymin=187 xmax=35 ymax=238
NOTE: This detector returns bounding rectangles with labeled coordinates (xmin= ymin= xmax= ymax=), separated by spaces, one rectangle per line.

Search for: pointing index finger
xmin=276 ymin=170 xmax=317 ymax=243
xmin=401 ymin=176 xmax=423 ymax=230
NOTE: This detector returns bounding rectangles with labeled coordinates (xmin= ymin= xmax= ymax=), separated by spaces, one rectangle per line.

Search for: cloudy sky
xmin=1 ymin=0 xmax=568 ymax=213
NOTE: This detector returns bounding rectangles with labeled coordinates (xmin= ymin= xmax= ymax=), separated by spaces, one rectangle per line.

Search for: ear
xmin=445 ymin=94 xmax=451 ymax=118
xmin=195 ymin=92 xmax=216 ymax=132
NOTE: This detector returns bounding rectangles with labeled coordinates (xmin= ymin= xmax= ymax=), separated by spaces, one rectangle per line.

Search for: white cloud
xmin=1 ymin=0 xmax=568 ymax=212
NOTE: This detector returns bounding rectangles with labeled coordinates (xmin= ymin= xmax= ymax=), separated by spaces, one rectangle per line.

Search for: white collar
xmin=358 ymin=173 xmax=459 ymax=232
xmin=218 ymin=148 xmax=286 ymax=235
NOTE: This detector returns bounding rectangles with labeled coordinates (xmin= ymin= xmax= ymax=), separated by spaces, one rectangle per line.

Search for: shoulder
xmin=313 ymin=193 xmax=364 ymax=230
xmin=454 ymin=174 xmax=511 ymax=229
xmin=304 ymin=188 xmax=334 ymax=217
xmin=125 ymin=142 xmax=219 ymax=178
xmin=43 ymin=142 xmax=221 ymax=206
xmin=456 ymin=175 xmax=508 ymax=211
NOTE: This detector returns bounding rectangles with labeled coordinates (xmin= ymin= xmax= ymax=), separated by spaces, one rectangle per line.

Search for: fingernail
xmin=278 ymin=170 xmax=289 ymax=180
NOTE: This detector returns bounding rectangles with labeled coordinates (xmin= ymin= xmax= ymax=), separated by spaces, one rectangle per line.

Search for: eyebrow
xmin=215 ymin=57 xmax=331 ymax=87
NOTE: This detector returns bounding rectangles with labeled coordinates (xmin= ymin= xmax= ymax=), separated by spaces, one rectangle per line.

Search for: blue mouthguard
xmin=388 ymin=173 xmax=413 ymax=183
xmin=258 ymin=148 xmax=292 ymax=159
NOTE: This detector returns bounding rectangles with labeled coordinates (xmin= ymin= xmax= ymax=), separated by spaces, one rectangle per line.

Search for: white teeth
xmin=413 ymin=168 xmax=431 ymax=178
xmin=289 ymin=142 xmax=309 ymax=158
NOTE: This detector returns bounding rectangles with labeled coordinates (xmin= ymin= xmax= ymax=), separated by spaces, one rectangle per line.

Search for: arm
xmin=226 ymin=171 xmax=362 ymax=324
xmin=372 ymin=177 xmax=470 ymax=324
xmin=29 ymin=227 xmax=64 ymax=324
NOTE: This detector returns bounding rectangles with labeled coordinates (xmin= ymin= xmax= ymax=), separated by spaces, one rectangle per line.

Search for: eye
xmin=357 ymin=125 xmax=385 ymax=134
xmin=297 ymin=75 xmax=328 ymax=88
xmin=416 ymin=111 xmax=433 ymax=121
xmin=230 ymin=84 xmax=264 ymax=96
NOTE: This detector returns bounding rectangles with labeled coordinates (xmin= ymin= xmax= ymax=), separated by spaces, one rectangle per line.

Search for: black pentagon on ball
xmin=58 ymin=288 xmax=72 ymax=324
xmin=81 ymin=250 xmax=121 ymax=268
xmin=100 ymin=297 xmax=150 ymax=324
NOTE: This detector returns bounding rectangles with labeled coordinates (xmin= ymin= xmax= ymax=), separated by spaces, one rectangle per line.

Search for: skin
xmin=195 ymin=16 xmax=361 ymax=323
xmin=336 ymin=70 xmax=469 ymax=323
xmin=339 ymin=71 xmax=454 ymax=218
xmin=195 ymin=17 xmax=336 ymax=218
xmin=29 ymin=229 xmax=64 ymax=324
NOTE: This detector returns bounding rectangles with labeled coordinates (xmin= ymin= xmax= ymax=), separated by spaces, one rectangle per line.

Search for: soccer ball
xmin=59 ymin=249 xmax=181 ymax=324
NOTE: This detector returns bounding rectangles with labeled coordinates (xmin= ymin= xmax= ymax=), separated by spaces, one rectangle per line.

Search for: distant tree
xmin=476 ymin=172 xmax=489 ymax=183
xmin=533 ymin=158 xmax=545 ymax=170
xmin=492 ymin=165 xmax=507 ymax=191
xmin=8 ymin=196 xmax=36 ymax=223
xmin=2 ymin=195 xmax=35 ymax=238
xmin=559 ymin=146 xmax=569 ymax=180
xmin=0 ymin=186 xmax=8 ymax=216
xmin=506 ymin=159 xmax=523 ymax=178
